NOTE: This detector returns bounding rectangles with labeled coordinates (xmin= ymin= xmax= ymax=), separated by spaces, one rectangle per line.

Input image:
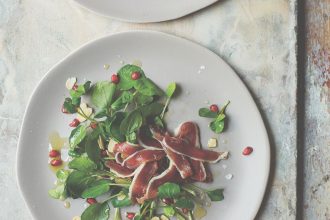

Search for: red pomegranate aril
xmin=90 ymin=122 xmax=97 ymax=129
xmin=162 ymin=198 xmax=174 ymax=205
xmin=182 ymin=208 xmax=189 ymax=214
xmin=72 ymin=83 xmax=78 ymax=90
xmin=69 ymin=119 xmax=80 ymax=127
xmin=243 ymin=146 xmax=253 ymax=155
xmin=131 ymin=72 xmax=140 ymax=80
xmin=111 ymin=74 xmax=119 ymax=84
xmin=101 ymin=150 xmax=108 ymax=157
xmin=49 ymin=150 xmax=60 ymax=158
xmin=86 ymin=198 xmax=97 ymax=205
xmin=50 ymin=159 xmax=62 ymax=166
xmin=210 ymin=104 xmax=219 ymax=113
xmin=61 ymin=105 xmax=68 ymax=114
xmin=126 ymin=212 xmax=135 ymax=219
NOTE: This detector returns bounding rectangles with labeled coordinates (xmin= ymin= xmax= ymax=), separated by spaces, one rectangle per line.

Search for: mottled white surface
xmin=0 ymin=0 xmax=297 ymax=219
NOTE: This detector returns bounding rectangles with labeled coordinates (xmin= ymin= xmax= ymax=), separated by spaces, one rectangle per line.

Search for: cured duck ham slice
xmin=176 ymin=122 xmax=207 ymax=182
xmin=105 ymin=160 xmax=135 ymax=178
xmin=122 ymin=149 xmax=166 ymax=169
xmin=138 ymin=134 xmax=163 ymax=149
xmin=129 ymin=161 xmax=158 ymax=203
xmin=137 ymin=162 xmax=182 ymax=203
xmin=162 ymin=134 xmax=228 ymax=163
xmin=115 ymin=152 xmax=123 ymax=164
xmin=163 ymin=147 xmax=193 ymax=179
xmin=113 ymin=142 xmax=143 ymax=156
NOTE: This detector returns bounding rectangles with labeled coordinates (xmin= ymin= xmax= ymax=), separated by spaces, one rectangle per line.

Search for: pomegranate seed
xmin=90 ymin=122 xmax=97 ymax=129
xmin=131 ymin=72 xmax=140 ymax=80
xmin=49 ymin=150 xmax=60 ymax=158
xmin=61 ymin=105 xmax=68 ymax=114
xmin=210 ymin=104 xmax=219 ymax=113
xmin=162 ymin=198 xmax=174 ymax=205
xmin=126 ymin=212 xmax=135 ymax=219
xmin=50 ymin=159 xmax=62 ymax=166
xmin=182 ymin=208 xmax=189 ymax=214
xmin=86 ymin=198 xmax=97 ymax=204
xmin=242 ymin=146 xmax=253 ymax=155
xmin=72 ymin=83 xmax=78 ymax=90
xmin=101 ymin=150 xmax=108 ymax=157
xmin=69 ymin=119 xmax=80 ymax=127
xmin=111 ymin=74 xmax=119 ymax=84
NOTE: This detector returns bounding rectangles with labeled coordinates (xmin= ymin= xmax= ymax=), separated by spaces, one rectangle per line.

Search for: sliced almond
xmin=65 ymin=77 xmax=77 ymax=90
xmin=77 ymin=103 xmax=93 ymax=122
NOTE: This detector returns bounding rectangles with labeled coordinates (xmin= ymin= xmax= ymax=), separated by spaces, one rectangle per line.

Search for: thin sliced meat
xmin=115 ymin=152 xmax=123 ymax=164
xmin=163 ymin=134 xmax=228 ymax=163
xmin=122 ymin=149 xmax=165 ymax=169
xmin=164 ymin=147 xmax=193 ymax=179
xmin=203 ymin=163 xmax=213 ymax=183
xmin=138 ymin=129 xmax=163 ymax=149
xmin=137 ymin=161 xmax=182 ymax=203
xmin=113 ymin=142 xmax=143 ymax=156
xmin=129 ymin=161 xmax=158 ymax=203
xmin=177 ymin=122 xmax=207 ymax=182
xmin=105 ymin=160 xmax=135 ymax=178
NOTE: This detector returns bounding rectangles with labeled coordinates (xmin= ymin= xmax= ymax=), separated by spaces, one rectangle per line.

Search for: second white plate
xmin=74 ymin=0 xmax=218 ymax=23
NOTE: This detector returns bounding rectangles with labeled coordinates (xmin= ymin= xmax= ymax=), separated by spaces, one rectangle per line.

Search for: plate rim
xmin=72 ymin=0 xmax=219 ymax=23
xmin=16 ymin=30 xmax=270 ymax=220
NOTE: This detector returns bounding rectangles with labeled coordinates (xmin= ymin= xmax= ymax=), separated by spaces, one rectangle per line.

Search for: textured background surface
xmin=0 ymin=0 xmax=300 ymax=219
xmin=304 ymin=0 xmax=330 ymax=219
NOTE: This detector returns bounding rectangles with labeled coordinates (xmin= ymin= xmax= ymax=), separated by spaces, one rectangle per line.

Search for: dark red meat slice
xmin=163 ymin=147 xmax=193 ymax=179
xmin=163 ymin=134 xmax=228 ymax=163
xmin=122 ymin=149 xmax=165 ymax=169
xmin=105 ymin=160 xmax=135 ymax=178
xmin=113 ymin=142 xmax=143 ymax=156
xmin=177 ymin=122 xmax=207 ymax=181
xmin=138 ymin=130 xmax=163 ymax=149
xmin=129 ymin=161 xmax=158 ymax=203
xmin=138 ymin=162 xmax=182 ymax=203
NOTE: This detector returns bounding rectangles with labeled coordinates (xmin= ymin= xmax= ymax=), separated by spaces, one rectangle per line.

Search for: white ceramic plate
xmin=73 ymin=0 xmax=218 ymax=23
xmin=17 ymin=31 xmax=270 ymax=220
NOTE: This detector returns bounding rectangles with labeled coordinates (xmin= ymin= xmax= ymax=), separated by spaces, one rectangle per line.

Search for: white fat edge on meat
xmin=128 ymin=163 xmax=147 ymax=199
xmin=144 ymin=161 xmax=176 ymax=199
xmin=162 ymin=138 xmax=228 ymax=163
xmin=137 ymin=136 xmax=163 ymax=150
xmin=163 ymin=147 xmax=191 ymax=179
xmin=115 ymin=152 xmax=123 ymax=164
xmin=108 ymin=162 xmax=136 ymax=178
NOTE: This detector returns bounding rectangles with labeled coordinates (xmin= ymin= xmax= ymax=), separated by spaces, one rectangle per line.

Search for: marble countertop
xmin=1 ymin=0 xmax=325 ymax=219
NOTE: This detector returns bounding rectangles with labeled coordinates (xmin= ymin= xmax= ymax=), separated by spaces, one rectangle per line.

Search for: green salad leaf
xmin=120 ymin=110 xmax=143 ymax=135
xmin=81 ymin=202 xmax=110 ymax=220
xmin=66 ymin=170 xmax=96 ymax=198
xmin=68 ymin=157 xmax=97 ymax=172
xmin=134 ymin=78 xmax=164 ymax=97
xmin=91 ymin=81 xmax=116 ymax=109
xmin=166 ymin=82 xmax=176 ymax=98
xmin=198 ymin=108 xmax=218 ymax=118
xmin=69 ymin=125 xmax=87 ymax=148
xmin=82 ymin=180 xmax=111 ymax=198
xmin=111 ymin=196 xmax=132 ymax=208
xmin=163 ymin=206 xmax=175 ymax=217
xmin=158 ymin=183 xmax=181 ymax=199
xmin=174 ymin=198 xmax=195 ymax=210
xmin=111 ymin=91 xmax=133 ymax=111
xmin=206 ymin=189 xmax=224 ymax=201
xmin=70 ymin=81 xmax=91 ymax=98
xmin=117 ymin=64 xmax=145 ymax=90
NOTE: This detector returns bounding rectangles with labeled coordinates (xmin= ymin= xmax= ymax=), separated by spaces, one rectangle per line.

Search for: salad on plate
xmin=48 ymin=64 xmax=231 ymax=220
